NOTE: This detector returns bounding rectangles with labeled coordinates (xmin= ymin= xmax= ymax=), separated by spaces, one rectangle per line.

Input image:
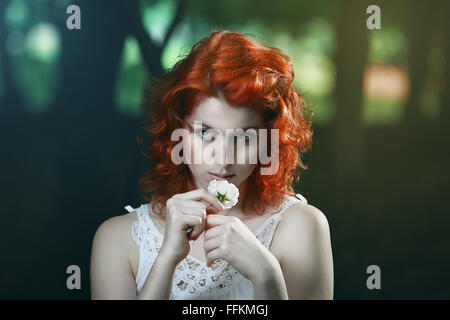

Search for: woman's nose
xmin=210 ymin=135 xmax=236 ymax=165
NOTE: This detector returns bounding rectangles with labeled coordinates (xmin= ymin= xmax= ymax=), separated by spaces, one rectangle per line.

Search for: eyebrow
xmin=194 ymin=121 xmax=260 ymax=131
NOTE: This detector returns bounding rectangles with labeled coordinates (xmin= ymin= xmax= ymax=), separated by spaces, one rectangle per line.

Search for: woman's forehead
xmin=187 ymin=96 xmax=264 ymax=129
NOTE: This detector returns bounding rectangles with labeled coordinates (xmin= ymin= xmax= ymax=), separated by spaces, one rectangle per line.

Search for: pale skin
xmin=90 ymin=95 xmax=334 ymax=299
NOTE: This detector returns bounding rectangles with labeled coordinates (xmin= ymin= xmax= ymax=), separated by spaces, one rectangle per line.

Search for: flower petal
xmin=207 ymin=179 xmax=239 ymax=209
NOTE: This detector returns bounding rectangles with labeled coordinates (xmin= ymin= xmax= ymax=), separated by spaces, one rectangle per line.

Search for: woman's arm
xmin=90 ymin=215 xmax=178 ymax=300
xmin=248 ymin=250 xmax=289 ymax=299
xmin=271 ymin=204 xmax=334 ymax=299
xmin=136 ymin=248 xmax=179 ymax=300
xmin=90 ymin=216 xmax=138 ymax=299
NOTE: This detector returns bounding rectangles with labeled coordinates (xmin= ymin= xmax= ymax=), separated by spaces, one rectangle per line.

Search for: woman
xmin=90 ymin=30 xmax=334 ymax=299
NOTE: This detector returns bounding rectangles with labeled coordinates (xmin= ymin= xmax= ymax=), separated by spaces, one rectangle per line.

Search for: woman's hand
xmin=158 ymin=188 xmax=225 ymax=265
xmin=203 ymin=214 xmax=280 ymax=283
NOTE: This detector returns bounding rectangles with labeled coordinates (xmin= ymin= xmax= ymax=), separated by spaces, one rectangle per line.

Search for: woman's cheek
xmin=238 ymin=164 xmax=257 ymax=181
xmin=183 ymin=133 xmax=206 ymax=164
xmin=246 ymin=143 xmax=259 ymax=165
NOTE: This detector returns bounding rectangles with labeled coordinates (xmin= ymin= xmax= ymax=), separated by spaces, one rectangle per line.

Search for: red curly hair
xmin=138 ymin=29 xmax=313 ymax=217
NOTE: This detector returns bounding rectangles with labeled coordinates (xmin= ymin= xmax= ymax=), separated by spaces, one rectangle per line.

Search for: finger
xmin=206 ymin=214 xmax=239 ymax=228
xmin=203 ymin=235 xmax=223 ymax=252
xmin=178 ymin=215 xmax=202 ymax=231
xmin=177 ymin=206 xmax=207 ymax=240
xmin=206 ymin=247 xmax=222 ymax=267
xmin=174 ymin=189 xmax=225 ymax=212
xmin=203 ymin=224 xmax=226 ymax=241
xmin=178 ymin=200 xmax=208 ymax=211
xmin=178 ymin=205 xmax=207 ymax=219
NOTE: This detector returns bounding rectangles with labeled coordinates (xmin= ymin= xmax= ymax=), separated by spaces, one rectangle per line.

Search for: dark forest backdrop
xmin=1 ymin=0 xmax=449 ymax=299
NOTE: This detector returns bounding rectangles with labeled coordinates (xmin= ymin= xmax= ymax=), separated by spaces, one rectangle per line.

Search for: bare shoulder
xmin=270 ymin=202 xmax=332 ymax=262
xmin=90 ymin=210 xmax=140 ymax=299
xmin=92 ymin=210 xmax=138 ymax=259
xmin=94 ymin=211 xmax=137 ymax=240
xmin=271 ymin=202 xmax=334 ymax=299
xmin=280 ymin=203 xmax=330 ymax=233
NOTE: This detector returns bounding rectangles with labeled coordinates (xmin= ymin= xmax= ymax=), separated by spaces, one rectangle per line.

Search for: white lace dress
xmin=125 ymin=193 xmax=308 ymax=299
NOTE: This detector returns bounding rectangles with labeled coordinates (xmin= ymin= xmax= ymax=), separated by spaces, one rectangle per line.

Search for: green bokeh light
xmin=12 ymin=54 xmax=60 ymax=113
xmin=368 ymin=26 xmax=408 ymax=64
xmin=296 ymin=18 xmax=336 ymax=56
xmin=362 ymin=97 xmax=407 ymax=127
xmin=161 ymin=21 xmax=194 ymax=69
xmin=115 ymin=36 xmax=149 ymax=116
xmin=294 ymin=52 xmax=335 ymax=96
xmin=364 ymin=26 xmax=410 ymax=126
xmin=9 ymin=23 xmax=61 ymax=113
xmin=5 ymin=0 xmax=29 ymax=29
xmin=122 ymin=36 xmax=142 ymax=68
xmin=141 ymin=0 xmax=177 ymax=45
xmin=25 ymin=23 xmax=61 ymax=63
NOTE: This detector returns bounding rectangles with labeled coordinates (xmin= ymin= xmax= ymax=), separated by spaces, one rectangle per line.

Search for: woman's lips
xmin=208 ymin=173 xmax=235 ymax=181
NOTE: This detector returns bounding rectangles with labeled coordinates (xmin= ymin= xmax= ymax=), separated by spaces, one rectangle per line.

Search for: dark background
xmin=1 ymin=0 xmax=449 ymax=299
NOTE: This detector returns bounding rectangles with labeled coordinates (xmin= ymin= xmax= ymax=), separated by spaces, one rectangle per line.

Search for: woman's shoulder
xmin=95 ymin=209 xmax=137 ymax=235
xmin=91 ymin=210 xmax=142 ymax=290
xmin=92 ymin=209 xmax=139 ymax=255
xmin=281 ymin=202 xmax=329 ymax=229
xmin=271 ymin=202 xmax=331 ymax=256
xmin=272 ymin=201 xmax=334 ymax=299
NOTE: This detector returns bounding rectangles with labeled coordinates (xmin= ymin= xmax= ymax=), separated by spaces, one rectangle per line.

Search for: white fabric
xmin=126 ymin=193 xmax=307 ymax=299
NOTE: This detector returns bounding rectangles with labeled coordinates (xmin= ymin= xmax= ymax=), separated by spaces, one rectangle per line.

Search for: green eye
xmin=196 ymin=128 xmax=214 ymax=141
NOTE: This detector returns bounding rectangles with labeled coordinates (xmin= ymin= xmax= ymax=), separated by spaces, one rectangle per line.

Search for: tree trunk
xmin=0 ymin=0 xmax=25 ymax=118
xmin=332 ymin=0 xmax=370 ymax=207
xmin=401 ymin=0 xmax=434 ymax=125
xmin=440 ymin=1 xmax=450 ymax=126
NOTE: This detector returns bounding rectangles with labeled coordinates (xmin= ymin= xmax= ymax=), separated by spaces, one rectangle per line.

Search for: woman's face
xmin=181 ymin=94 xmax=266 ymax=193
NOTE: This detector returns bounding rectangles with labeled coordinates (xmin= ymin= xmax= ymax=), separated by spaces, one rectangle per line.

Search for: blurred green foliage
xmin=362 ymin=98 xmax=407 ymax=127
xmin=140 ymin=0 xmax=177 ymax=46
xmin=5 ymin=0 xmax=29 ymax=29
xmin=368 ymin=26 xmax=408 ymax=65
xmin=115 ymin=36 xmax=149 ymax=117
xmin=4 ymin=0 xmax=447 ymax=127
xmin=9 ymin=23 xmax=61 ymax=113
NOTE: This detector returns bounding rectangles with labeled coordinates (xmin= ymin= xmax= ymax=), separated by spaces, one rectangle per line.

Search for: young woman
xmin=90 ymin=30 xmax=334 ymax=300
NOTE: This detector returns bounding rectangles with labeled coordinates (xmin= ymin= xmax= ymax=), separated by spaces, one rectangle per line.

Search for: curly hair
xmin=138 ymin=29 xmax=313 ymax=217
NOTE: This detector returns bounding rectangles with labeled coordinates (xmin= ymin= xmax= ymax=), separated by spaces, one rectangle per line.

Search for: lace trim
xmin=127 ymin=193 xmax=307 ymax=298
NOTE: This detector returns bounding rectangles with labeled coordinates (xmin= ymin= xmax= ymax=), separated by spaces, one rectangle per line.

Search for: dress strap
xmin=295 ymin=193 xmax=308 ymax=204
xmin=129 ymin=203 xmax=163 ymax=247
xmin=128 ymin=203 xmax=164 ymax=294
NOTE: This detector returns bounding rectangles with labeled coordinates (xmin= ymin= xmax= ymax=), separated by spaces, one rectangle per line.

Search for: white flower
xmin=207 ymin=180 xmax=239 ymax=209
